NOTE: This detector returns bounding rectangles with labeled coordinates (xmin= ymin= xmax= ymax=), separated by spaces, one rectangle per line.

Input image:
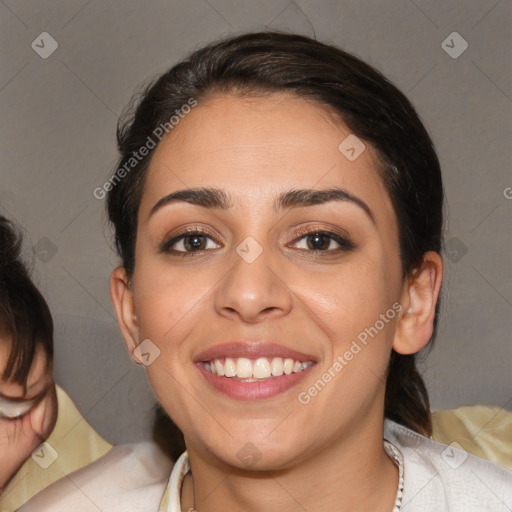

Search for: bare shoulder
xmin=18 ymin=442 xmax=174 ymax=512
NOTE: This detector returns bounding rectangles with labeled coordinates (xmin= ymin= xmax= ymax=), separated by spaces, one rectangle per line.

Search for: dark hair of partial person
xmin=106 ymin=31 xmax=444 ymax=438
xmin=0 ymin=215 xmax=54 ymax=389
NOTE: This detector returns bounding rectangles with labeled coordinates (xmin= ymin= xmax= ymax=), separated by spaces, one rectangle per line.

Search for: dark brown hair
xmin=107 ymin=31 xmax=443 ymax=437
xmin=0 ymin=216 xmax=54 ymax=388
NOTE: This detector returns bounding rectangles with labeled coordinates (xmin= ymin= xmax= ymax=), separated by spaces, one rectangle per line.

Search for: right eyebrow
xmin=149 ymin=187 xmax=232 ymax=217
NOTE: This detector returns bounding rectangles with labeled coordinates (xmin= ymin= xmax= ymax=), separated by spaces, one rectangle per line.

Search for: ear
xmin=110 ymin=267 xmax=140 ymax=364
xmin=393 ymin=251 xmax=443 ymax=355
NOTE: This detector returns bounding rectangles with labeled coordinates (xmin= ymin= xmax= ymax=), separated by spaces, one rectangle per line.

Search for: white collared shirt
xmin=19 ymin=419 xmax=512 ymax=511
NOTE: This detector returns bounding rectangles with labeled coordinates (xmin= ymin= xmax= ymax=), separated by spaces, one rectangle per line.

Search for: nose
xmin=213 ymin=241 xmax=293 ymax=324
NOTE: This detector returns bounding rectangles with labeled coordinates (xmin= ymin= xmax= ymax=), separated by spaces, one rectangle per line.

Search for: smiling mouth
xmin=201 ymin=356 xmax=314 ymax=382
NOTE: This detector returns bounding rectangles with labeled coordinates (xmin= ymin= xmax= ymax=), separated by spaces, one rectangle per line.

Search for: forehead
xmin=140 ymin=92 xmax=394 ymax=222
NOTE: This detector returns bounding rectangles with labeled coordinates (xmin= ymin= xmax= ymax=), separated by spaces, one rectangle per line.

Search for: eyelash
xmin=160 ymin=227 xmax=219 ymax=257
xmin=291 ymin=226 xmax=356 ymax=253
xmin=160 ymin=226 xmax=355 ymax=257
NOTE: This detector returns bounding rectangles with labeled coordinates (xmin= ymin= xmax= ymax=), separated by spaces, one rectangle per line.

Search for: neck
xmin=181 ymin=417 xmax=399 ymax=512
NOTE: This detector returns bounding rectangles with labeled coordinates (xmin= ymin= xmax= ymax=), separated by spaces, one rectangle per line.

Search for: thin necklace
xmin=384 ymin=440 xmax=405 ymax=512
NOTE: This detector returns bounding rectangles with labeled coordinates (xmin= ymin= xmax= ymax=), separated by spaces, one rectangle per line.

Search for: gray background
xmin=1 ymin=0 xmax=510 ymax=445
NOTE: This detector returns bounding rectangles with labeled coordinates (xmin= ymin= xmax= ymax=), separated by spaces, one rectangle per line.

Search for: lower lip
xmin=197 ymin=363 xmax=315 ymax=400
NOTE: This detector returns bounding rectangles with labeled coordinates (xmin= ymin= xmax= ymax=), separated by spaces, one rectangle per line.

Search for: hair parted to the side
xmin=0 ymin=216 xmax=54 ymax=389
xmin=106 ymin=31 xmax=444 ymax=437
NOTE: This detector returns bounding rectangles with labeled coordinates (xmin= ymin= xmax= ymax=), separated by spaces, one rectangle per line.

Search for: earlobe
xmin=110 ymin=267 xmax=140 ymax=362
xmin=393 ymin=252 xmax=443 ymax=355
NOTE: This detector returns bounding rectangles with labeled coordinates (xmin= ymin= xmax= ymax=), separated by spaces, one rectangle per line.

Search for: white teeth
xmin=214 ymin=359 xmax=225 ymax=376
xmin=283 ymin=358 xmax=294 ymax=375
xmin=253 ymin=358 xmax=271 ymax=379
xmin=270 ymin=357 xmax=284 ymax=376
xmin=236 ymin=358 xmax=253 ymax=378
xmin=224 ymin=357 xmax=236 ymax=377
xmin=205 ymin=357 xmax=312 ymax=380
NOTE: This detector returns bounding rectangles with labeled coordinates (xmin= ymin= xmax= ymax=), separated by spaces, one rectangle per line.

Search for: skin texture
xmin=0 ymin=341 xmax=57 ymax=490
xmin=111 ymin=92 xmax=443 ymax=512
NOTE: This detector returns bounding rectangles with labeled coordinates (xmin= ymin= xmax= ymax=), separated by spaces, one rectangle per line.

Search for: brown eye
xmin=290 ymin=229 xmax=355 ymax=253
xmin=182 ymin=234 xmax=208 ymax=251
xmin=161 ymin=230 xmax=221 ymax=254
xmin=305 ymin=232 xmax=333 ymax=250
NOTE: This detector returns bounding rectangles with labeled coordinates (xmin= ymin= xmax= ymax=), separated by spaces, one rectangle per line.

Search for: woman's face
xmin=124 ymin=93 xmax=408 ymax=469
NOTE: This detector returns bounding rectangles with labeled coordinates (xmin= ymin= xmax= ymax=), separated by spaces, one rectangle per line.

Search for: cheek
xmin=132 ymin=258 xmax=215 ymax=345
xmin=298 ymin=256 xmax=399 ymax=347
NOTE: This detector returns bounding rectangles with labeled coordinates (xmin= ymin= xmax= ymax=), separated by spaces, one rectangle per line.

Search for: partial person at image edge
xmin=0 ymin=216 xmax=112 ymax=511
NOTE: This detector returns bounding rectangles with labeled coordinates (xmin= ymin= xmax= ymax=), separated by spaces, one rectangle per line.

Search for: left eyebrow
xmin=149 ymin=186 xmax=375 ymax=224
xmin=276 ymin=187 xmax=375 ymax=224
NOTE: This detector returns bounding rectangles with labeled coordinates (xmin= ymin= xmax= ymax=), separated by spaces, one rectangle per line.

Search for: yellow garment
xmin=432 ymin=405 xmax=512 ymax=470
xmin=159 ymin=487 xmax=170 ymax=512
xmin=0 ymin=385 xmax=112 ymax=512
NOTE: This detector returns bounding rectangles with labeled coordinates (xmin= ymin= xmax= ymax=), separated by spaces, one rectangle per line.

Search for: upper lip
xmin=194 ymin=342 xmax=317 ymax=363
